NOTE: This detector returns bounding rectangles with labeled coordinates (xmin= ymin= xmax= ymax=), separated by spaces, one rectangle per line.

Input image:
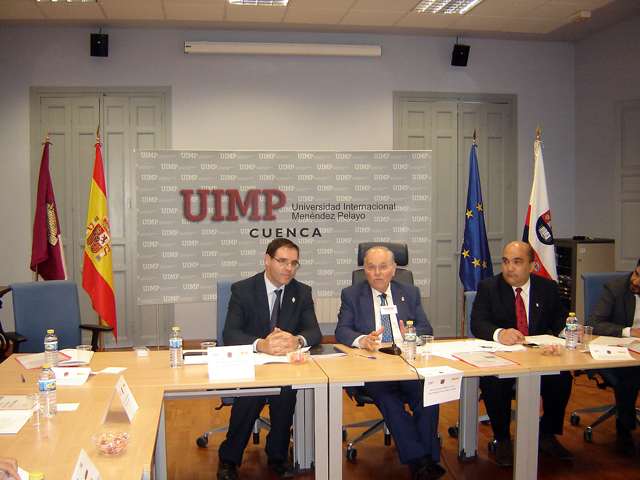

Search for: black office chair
xmin=0 ymin=286 xmax=26 ymax=362
xmin=342 ymin=242 xmax=410 ymax=460
xmin=196 ymin=280 xmax=271 ymax=448
xmin=569 ymin=272 xmax=640 ymax=442
xmin=8 ymin=280 xmax=113 ymax=353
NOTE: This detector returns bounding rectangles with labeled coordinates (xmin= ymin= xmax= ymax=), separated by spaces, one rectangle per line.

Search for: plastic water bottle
xmin=44 ymin=329 xmax=58 ymax=367
xmin=169 ymin=326 xmax=184 ymax=368
xmin=565 ymin=312 xmax=579 ymax=349
xmin=38 ymin=363 xmax=57 ymax=417
xmin=403 ymin=320 xmax=417 ymax=361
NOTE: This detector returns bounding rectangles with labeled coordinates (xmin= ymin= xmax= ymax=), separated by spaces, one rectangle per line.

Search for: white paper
xmin=525 ymin=334 xmax=565 ymax=346
xmin=71 ymin=448 xmax=102 ymax=480
xmin=0 ymin=395 xmax=34 ymax=411
xmin=95 ymin=367 xmax=127 ymax=374
xmin=253 ymin=353 xmax=290 ymax=365
xmin=0 ymin=412 xmax=30 ymax=434
xmin=417 ymin=366 xmax=463 ymax=407
xmin=14 ymin=351 xmax=71 ymax=370
xmin=589 ymin=344 xmax=636 ymax=361
xmin=432 ymin=339 xmax=525 ymax=360
xmin=57 ymin=348 xmax=94 ymax=367
xmin=208 ymin=345 xmax=255 ymax=380
xmin=57 ymin=403 xmax=80 ymax=412
xmin=5 ymin=467 xmax=29 ymax=480
xmin=590 ymin=335 xmax=639 ymax=346
xmin=51 ymin=368 xmax=91 ymax=386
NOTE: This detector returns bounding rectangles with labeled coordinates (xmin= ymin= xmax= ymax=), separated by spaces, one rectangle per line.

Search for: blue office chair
xmin=196 ymin=280 xmax=272 ymax=448
xmin=8 ymin=280 xmax=113 ymax=353
xmin=342 ymin=242 xmax=410 ymax=460
xmin=570 ymin=272 xmax=640 ymax=442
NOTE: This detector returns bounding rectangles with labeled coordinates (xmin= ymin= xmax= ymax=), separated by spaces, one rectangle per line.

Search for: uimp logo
xmin=161 ymin=163 xmax=178 ymax=169
xmin=298 ymin=175 xmax=314 ymax=180
xmin=412 ymin=195 xmax=429 ymax=201
xmin=141 ymin=174 xmax=158 ymax=180
xmin=161 ymin=186 xmax=179 ymax=192
xmin=412 ymin=237 xmax=429 ymax=243
xmin=374 ymin=217 xmax=390 ymax=222
xmin=374 ymin=154 xmax=390 ymax=159
xmin=374 ymin=175 xmax=390 ymax=180
xmin=161 ymin=230 xmax=180 ymax=235
xmin=355 ymin=164 xmax=371 ymax=169
xmin=202 ymin=272 xmax=219 ymax=278
xmin=317 ymin=164 xmax=333 ymax=170
xmin=181 ymin=175 xmax=198 ymax=181
xmin=412 ymin=153 xmax=428 ymax=159
xmin=201 ymin=164 xmax=217 ymax=170
xmin=183 ymin=284 xmax=200 ymax=290
xmin=221 ymin=261 xmax=238 ymax=267
xmin=141 ymin=197 xmax=158 ymax=202
xmin=142 ymin=219 xmax=158 ymax=225
xmin=318 ymin=249 xmax=334 ymax=254
xmin=393 ymin=164 xmax=410 ymax=169
xmin=374 ymin=196 xmax=390 ymax=201
xmin=181 ymin=152 xmax=198 ymax=158
xmin=412 ymin=174 xmax=429 ymax=180
xmin=393 ymin=185 xmax=409 ymax=190
xmin=393 ymin=227 xmax=410 ymax=232
xmin=142 ymin=263 xmax=160 ymax=269
xmin=239 ymin=164 xmax=256 ymax=170
xmin=142 ymin=241 xmax=159 ymax=247
xmin=162 ymin=252 xmax=180 ymax=258
xmin=202 ymin=251 xmax=219 ymax=256
xmin=163 ymin=296 xmax=180 ymax=302
xmin=412 ymin=216 xmax=429 ymax=222
xmin=181 ymin=189 xmax=287 ymax=222
xmin=141 ymin=152 xmax=158 ymax=158
xmin=182 ymin=240 xmax=199 ymax=246
xmin=182 ymin=262 xmax=200 ymax=268
xmin=221 ymin=239 xmax=238 ymax=245
xmin=163 ymin=274 xmax=180 ymax=279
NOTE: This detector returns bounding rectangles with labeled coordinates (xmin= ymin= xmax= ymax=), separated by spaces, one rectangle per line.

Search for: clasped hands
xmin=257 ymin=328 xmax=298 ymax=356
xmin=358 ymin=321 xmax=408 ymax=350
xmin=497 ymin=328 xmax=526 ymax=346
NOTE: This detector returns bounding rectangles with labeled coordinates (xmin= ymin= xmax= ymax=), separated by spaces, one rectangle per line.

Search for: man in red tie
xmin=470 ymin=241 xmax=573 ymax=466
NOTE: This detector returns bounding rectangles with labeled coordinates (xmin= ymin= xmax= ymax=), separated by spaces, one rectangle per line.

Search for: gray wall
xmin=0 ymin=26 xmax=582 ymax=334
xmin=574 ymin=15 xmax=640 ymax=239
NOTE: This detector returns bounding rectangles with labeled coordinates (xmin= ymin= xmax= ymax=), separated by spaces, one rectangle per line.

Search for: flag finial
xmin=536 ymin=124 xmax=541 ymax=141
xmin=43 ymin=123 xmax=51 ymax=145
xmin=96 ymin=124 xmax=100 ymax=143
xmin=473 ymin=128 xmax=477 ymax=146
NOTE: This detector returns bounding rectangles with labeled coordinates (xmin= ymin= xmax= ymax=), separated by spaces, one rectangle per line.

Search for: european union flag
xmin=459 ymin=143 xmax=493 ymax=291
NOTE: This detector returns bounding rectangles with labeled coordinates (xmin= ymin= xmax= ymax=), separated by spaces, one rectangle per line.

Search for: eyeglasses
xmin=271 ymin=257 xmax=301 ymax=269
xmin=364 ymin=264 xmax=390 ymax=273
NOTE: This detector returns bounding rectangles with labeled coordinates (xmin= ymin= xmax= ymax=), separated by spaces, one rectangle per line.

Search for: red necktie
xmin=515 ymin=287 xmax=529 ymax=335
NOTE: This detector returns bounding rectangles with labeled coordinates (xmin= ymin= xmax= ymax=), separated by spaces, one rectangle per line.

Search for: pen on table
xmin=21 ymin=374 xmax=25 ymax=383
xmin=355 ymin=353 xmax=376 ymax=360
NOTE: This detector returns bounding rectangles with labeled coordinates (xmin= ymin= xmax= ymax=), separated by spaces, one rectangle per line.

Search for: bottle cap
xmin=569 ymin=312 xmax=576 ymax=316
xmin=42 ymin=363 xmax=50 ymax=368
xmin=172 ymin=326 xmax=179 ymax=331
xmin=47 ymin=329 xmax=54 ymax=333
xmin=29 ymin=472 xmax=44 ymax=480
xmin=407 ymin=320 xmax=413 ymax=325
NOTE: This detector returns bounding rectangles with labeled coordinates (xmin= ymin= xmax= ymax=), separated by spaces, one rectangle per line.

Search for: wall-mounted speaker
xmin=91 ymin=34 xmax=109 ymax=57
xmin=451 ymin=43 xmax=470 ymax=67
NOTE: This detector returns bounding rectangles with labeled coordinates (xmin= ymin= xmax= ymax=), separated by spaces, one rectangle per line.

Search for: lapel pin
xmin=401 ymin=297 xmax=405 ymax=301
xmin=292 ymin=297 xmax=296 ymax=302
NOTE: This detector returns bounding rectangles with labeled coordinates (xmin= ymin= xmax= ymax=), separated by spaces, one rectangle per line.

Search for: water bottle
xmin=169 ymin=326 xmax=184 ymax=368
xmin=44 ymin=329 xmax=58 ymax=367
xmin=403 ymin=320 xmax=417 ymax=361
xmin=38 ymin=363 xmax=57 ymax=417
xmin=565 ymin=312 xmax=579 ymax=349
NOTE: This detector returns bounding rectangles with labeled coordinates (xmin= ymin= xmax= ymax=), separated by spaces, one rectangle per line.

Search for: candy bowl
xmin=286 ymin=349 xmax=310 ymax=365
xmin=92 ymin=431 xmax=131 ymax=455
xmin=540 ymin=343 xmax=563 ymax=356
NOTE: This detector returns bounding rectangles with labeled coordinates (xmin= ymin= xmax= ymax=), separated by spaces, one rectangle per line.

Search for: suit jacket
xmin=335 ymin=280 xmax=432 ymax=346
xmin=586 ymin=272 xmax=636 ymax=337
xmin=470 ymin=273 xmax=567 ymax=341
xmin=222 ymin=272 xmax=322 ymax=347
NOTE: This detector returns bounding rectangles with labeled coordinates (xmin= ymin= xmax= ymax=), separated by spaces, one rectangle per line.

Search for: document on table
xmin=0 ymin=395 xmax=34 ymax=411
xmin=57 ymin=348 xmax=93 ymax=367
xmin=253 ymin=353 xmax=289 ymax=365
xmin=452 ymin=352 xmax=520 ymax=368
xmin=14 ymin=351 xmax=71 ymax=370
xmin=0 ymin=411 xmax=30 ymax=434
xmin=589 ymin=344 xmax=636 ymax=361
xmin=590 ymin=335 xmax=640 ymax=346
xmin=525 ymin=334 xmax=565 ymax=346
xmin=433 ymin=339 xmax=525 ymax=360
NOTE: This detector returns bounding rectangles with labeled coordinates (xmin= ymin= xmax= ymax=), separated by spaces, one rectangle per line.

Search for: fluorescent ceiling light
xmin=228 ymin=0 xmax=289 ymax=5
xmin=413 ymin=0 xmax=483 ymax=15
xmin=185 ymin=42 xmax=381 ymax=57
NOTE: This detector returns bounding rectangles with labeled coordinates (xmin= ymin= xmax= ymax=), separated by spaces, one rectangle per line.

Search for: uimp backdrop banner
xmin=135 ymin=150 xmax=432 ymax=305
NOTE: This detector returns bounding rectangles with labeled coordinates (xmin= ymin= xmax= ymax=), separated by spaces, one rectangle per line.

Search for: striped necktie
xmin=380 ymin=293 xmax=393 ymax=343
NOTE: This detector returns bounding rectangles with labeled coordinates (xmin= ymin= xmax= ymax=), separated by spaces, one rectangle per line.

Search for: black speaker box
xmin=91 ymin=34 xmax=109 ymax=57
xmin=451 ymin=43 xmax=470 ymax=67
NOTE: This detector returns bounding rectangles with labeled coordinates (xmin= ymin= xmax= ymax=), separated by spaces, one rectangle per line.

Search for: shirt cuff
xmin=622 ymin=327 xmax=632 ymax=337
xmin=493 ymin=328 xmax=503 ymax=343
xmin=353 ymin=335 xmax=365 ymax=348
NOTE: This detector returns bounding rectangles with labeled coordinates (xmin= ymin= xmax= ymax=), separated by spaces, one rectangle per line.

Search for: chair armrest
xmin=4 ymin=332 xmax=27 ymax=353
xmin=80 ymin=324 xmax=114 ymax=351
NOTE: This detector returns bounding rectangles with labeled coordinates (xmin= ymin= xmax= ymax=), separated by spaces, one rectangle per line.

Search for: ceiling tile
xmin=0 ymin=3 xmax=46 ymax=20
xmin=35 ymin=3 xmax=106 ymax=20
xmin=283 ymin=8 xmax=346 ymax=25
xmin=165 ymin=5 xmax=225 ymax=21
xmin=466 ymin=0 xmax=546 ymax=17
xmin=448 ymin=14 xmax=516 ymax=31
xmin=99 ymin=0 xmax=165 ymax=20
xmin=341 ymin=9 xmax=405 ymax=26
xmin=286 ymin=0 xmax=353 ymax=9
xmin=526 ymin=2 xmax=594 ymax=19
xmin=395 ymin=12 xmax=460 ymax=28
xmin=226 ymin=4 xmax=286 ymax=22
xmin=351 ymin=0 xmax=426 ymax=12
xmin=502 ymin=16 xmax=566 ymax=33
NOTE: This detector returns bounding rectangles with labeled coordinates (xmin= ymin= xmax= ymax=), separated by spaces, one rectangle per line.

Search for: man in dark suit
xmin=586 ymin=258 xmax=640 ymax=456
xmin=217 ymin=239 xmax=322 ymax=480
xmin=470 ymin=241 xmax=573 ymax=466
xmin=335 ymin=246 xmax=444 ymax=480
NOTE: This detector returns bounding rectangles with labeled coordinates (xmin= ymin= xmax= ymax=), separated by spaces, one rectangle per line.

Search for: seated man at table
xmin=217 ymin=239 xmax=322 ymax=480
xmin=586 ymin=257 xmax=640 ymax=456
xmin=470 ymin=241 xmax=573 ymax=466
xmin=335 ymin=245 xmax=444 ymax=480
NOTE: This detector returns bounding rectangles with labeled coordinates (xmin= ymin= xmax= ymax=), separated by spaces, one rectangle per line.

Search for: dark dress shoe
xmin=617 ymin=429 xmax=636 ymax=457
xmin=494 ymin=440 xmax=514 ymax=467
xmin=538 ymin=435 xmax=574 ymax=461
xmin=413 ymin=462 xmax=446 ymax=480
xmin=268 ymin=459 xmax=294 ymax=478
xmin=217 ymin=459 xmax=238 ymax=480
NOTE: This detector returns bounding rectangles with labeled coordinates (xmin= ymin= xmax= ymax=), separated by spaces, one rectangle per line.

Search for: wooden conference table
xmin=313 ymin=342 xmax=640 ymax=480
xmin=0 ymin=351 xmax=329 ymax=480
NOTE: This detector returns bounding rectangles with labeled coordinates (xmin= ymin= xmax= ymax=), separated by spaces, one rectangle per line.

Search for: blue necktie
xmin=380 ymin=293 xmax=393 ymax=343
xmin=270 ymin=289 xmax=282 ymax=332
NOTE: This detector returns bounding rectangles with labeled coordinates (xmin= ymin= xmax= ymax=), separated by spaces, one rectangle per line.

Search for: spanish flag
xmin=82 ymin=140 xmax=118 ymax=340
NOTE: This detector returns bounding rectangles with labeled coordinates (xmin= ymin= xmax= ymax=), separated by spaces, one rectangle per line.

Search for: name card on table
xmin=417 ymin=366 xmax=463 ymax=407
xmin=71 ymin=448 xmax=102 ymax=480
xmin=101 ymin=375 xmax=139 ymax=424
xmin=208 ymin=345 xmax=255 ymax=381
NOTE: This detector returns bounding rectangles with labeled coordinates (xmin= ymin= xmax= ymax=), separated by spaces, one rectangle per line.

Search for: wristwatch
xmin=296 ymin=336 xmax=304 ymax=349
